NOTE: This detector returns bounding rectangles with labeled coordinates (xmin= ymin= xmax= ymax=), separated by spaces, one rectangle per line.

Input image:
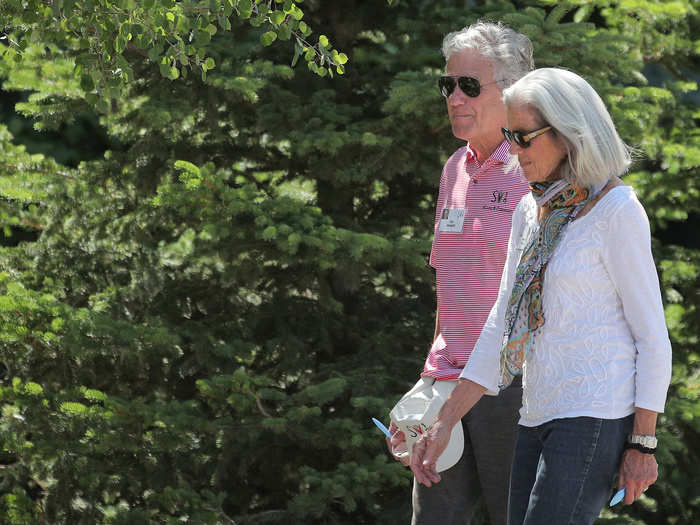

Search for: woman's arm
xmin=602 ymin=193 xmax=672 ymax=413
xmin=411 ymin=195 xmax=533 ymax=485
xmin=602 ymin=192 xmax=672 ymax=502
xmin=458 ymin=193 xmax=534 ymax=393
xmin=618 ymin=408 xmax=659 ymax=503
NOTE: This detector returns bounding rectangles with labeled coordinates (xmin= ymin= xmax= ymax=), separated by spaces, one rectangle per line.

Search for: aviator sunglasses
xmin=501 ymin=125 xmax=552 ymax=148
xmin=438 ymin=75 xmax=501 ymax=98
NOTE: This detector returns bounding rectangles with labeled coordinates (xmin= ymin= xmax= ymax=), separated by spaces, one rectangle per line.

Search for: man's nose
xmin=447 ymin=87 xmax=469 ymax=106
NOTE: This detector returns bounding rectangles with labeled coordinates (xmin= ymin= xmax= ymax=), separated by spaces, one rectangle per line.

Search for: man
xmin=388 ymin=22 xmax=533 ymax=524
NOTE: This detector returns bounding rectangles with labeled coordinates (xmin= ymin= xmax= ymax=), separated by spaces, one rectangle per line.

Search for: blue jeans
xmin=508 ymin=414 xmax=634 ymax=525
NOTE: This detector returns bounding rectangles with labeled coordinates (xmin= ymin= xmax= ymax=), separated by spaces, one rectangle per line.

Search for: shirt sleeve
xmin=459 ymin=194 xmax=532 ymax=394
xmin=602 ymin=194 xmax=672 ymax=413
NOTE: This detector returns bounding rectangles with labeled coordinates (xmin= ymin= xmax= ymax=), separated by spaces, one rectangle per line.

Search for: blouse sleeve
xmin=459 ymin=194 xmax=534 ymax=395
xmin=601 ymin=193 xmax=672 ymax=413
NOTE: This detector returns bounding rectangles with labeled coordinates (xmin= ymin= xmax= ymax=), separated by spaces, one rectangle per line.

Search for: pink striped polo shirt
xmin=423 ymin=141 xmax=529 ymax=380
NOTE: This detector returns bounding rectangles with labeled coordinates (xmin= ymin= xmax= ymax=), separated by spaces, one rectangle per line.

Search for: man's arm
xmin=433 ymin=309 xmax=440 ymax=343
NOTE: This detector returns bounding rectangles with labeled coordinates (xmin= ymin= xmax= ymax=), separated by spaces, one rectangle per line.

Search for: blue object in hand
xmin=372 ymin=417 xmax=392 ymax=439
xmin=609 ymin=488 xmax=625 ymax=506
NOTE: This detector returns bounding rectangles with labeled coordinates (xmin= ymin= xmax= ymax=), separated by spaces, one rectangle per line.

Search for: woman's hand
xmin=410 ymin=418 xmax=452 ymax=487
xmin=618 ymin=449 xmax=658 ymax=504
xmin=619 ymin=408 xmax=660 ymax=503
xmin=410 ymin=378 xmax=487 ymax=486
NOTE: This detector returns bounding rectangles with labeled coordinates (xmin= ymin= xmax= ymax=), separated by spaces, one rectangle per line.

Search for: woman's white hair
xmin=503 ymin=68 xmax=632 ymax=187
xmin=442 ymin=21 xmax=534 ymax=89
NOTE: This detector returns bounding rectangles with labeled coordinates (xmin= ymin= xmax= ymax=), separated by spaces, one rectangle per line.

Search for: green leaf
xmin=114 ymin=36 xmax=125 ymax=56
xmin=573 ymin=5 xmax=592 ymax=23
xmin=24 ymin=382 xmax=43 ymax=396
xmin=174 ymin=160 xmax=201 ymax=175
xmin=262 ymin=226 xmax=277 ymax=240
xmin=319 ymin=34 xmax=329 ymax=48
xmin=60 ymin=402 xmax=88 ymax=415
xmin=159 ymin=62 xmax=179 ymax=79
xmin=195 ymin=29 xmax=211 ymax=45
xmin=147 ymin=45 xmax=163 ymax=62
xmin=278 ymin=24 xmax=291 ymax=41
xmin=238 ymin=0 xmax=253 ymax=18
xmin=251 ymin=15 xmax=266 ymax=27
xmin=261 ymin=31 xmax=278 ymax=46
xmin=80 ymin=73 xmax=95 ymax=92
xmin=270 ymin=11 xmax=285 ymax=26
xmin=289 ymin=6 xmax=304 ymax=20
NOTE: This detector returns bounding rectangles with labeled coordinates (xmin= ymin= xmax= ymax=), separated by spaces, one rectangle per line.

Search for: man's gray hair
xmin=442 ymin=21 xmax=534 ymax=89
xmin=503 ymin=68 xmax=632 ymax=187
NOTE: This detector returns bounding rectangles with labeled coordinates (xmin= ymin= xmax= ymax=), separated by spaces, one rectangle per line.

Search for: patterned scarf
xmin=499 ymin=179 xmax=592 ymax=389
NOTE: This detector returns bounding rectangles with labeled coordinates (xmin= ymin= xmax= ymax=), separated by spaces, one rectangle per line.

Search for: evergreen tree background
xmin=0 ymin=0 xmax=698 ymax=523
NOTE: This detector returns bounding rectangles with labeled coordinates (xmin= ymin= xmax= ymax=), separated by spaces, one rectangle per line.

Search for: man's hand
xmin=410 ymin=418 xmax=453 ymax=487
xmin=618 ymin=449 xmax=658 ymax=504
xmin=386 ymin=421 xmax=410 ymax=466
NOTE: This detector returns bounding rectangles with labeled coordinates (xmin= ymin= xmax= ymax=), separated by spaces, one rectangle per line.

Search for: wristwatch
xmin=625 ymin=434 xmax=657 ymax=454
xmin=628 ymin=434 xmax=657 ymax=448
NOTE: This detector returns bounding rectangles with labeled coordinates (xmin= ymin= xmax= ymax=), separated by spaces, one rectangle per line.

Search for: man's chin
xmin=451 ymin=123 xmax=474 ymax=140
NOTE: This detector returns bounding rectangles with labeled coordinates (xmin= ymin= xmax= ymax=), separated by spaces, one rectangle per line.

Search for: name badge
xmin=438 ymin=208 xmax=466 ymax=233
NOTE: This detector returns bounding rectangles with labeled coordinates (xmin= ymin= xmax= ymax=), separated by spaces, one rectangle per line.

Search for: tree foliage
xmin=0 ymin=0 xmax=346 ymax=103
xmin=0 ymin=1 xmax=698 ymax=523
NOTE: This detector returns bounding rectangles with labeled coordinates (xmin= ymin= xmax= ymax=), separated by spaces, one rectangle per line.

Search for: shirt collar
xmin=490 ymin=140 xmax=512 ymax=165
xmin=465 ymin=143 xmax=478 ymax=163
xmin=465 ymin=140 xmax=511 ymax=167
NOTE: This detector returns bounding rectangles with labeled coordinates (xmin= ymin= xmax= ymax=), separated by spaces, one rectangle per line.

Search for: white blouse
xmin=460 ymin=186 xmax=672 ymax=427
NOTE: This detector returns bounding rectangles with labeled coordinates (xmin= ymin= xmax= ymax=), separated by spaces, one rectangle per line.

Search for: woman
xmin=408 ymin=68 xmax=672 ymax=525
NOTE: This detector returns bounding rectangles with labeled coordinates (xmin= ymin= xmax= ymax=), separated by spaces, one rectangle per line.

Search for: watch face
xmin=629 ymin=434 xmax=657 ymax=448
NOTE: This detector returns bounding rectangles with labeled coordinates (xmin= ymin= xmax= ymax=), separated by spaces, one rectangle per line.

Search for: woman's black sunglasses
xmin=438 ymin=76 xmax=501 ymax=98
xmin=501 ymin=125 xmax=552 ymax=148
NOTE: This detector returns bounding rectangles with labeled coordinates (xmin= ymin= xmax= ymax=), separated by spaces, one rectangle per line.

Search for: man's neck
xmin=468 ymin=135 xmax=503 ymax=163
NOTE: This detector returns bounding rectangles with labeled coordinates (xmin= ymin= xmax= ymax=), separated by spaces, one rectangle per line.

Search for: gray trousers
xmin=411 ymin=378 xmax=522 ymax=525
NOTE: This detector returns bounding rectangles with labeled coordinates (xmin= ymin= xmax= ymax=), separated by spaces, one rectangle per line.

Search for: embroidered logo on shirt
xmin=491 ymin=191 xmax=509 ymax=203
xmin=482 ymin=190 xmax=511 ymax=212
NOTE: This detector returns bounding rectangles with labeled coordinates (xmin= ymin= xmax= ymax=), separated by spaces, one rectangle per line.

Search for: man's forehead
xmin=445 ymin=49 xmax=494 ymax=79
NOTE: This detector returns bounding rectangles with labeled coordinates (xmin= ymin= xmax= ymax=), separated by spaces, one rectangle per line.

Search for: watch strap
xmin=624 ymin=441 xmax=657 ymax=455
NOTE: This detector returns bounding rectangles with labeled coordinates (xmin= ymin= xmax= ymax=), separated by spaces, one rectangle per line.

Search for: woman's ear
xmin=552 ymin=130 xmax=571 ymax=160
